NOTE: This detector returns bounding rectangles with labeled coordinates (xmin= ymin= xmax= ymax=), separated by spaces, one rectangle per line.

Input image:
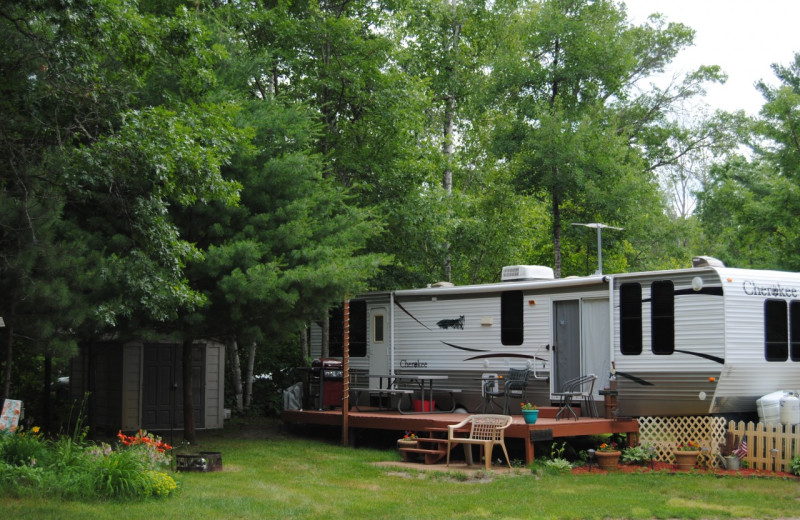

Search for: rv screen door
xmin=553 ymin=300 xmax=580 ymax=392
xmin=368 ymin=307 xmax=389 ymax=388
xmin=582 ymin=298 xmax=610 ymax=398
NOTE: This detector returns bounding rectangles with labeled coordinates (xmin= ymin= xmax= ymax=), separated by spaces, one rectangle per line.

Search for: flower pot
xmin=522 ymin=409 xmax=539 ymax=424
xmin=673 ymin=450 xmax=700 ymax=470
xmin=595 ymin=450 xmax=621 ymax=470
xmin=397 ymin=439 xmax=418 ymax=449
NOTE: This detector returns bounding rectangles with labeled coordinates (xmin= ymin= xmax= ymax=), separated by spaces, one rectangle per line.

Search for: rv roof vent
xmin=692 ymin=256 xmax=725 ymax=268
xmin=429 ymin=281 xmax=454 ymax=288
xmin=501 ymin=265 xmax=555 ymax=282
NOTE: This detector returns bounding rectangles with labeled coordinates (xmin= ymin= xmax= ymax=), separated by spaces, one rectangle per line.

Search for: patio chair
xmin=446 ymin=414 xmax=513 ymax=470
xmin=554 ymin=374 xmax=598 ymax=420
xmin=482 ymin=368 xmax=529 ymax=414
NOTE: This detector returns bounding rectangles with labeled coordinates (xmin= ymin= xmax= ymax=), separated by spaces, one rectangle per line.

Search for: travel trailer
xmin=311 ymin=258 xmax=800 ymax=418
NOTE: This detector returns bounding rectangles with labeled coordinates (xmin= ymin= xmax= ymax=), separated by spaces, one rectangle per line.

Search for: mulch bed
xmin=572 ymin=460 xmax=799 ymax=479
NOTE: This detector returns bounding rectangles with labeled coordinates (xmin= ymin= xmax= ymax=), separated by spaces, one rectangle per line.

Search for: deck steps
xmin=397 ymin=437 xmax=449 ymax=465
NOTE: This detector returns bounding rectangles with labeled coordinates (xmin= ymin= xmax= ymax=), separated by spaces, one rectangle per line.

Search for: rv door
xmin=368 ymin=306 xmax=389 ymax=388
xmin=553 ymin=300 xmax=581 ymax=392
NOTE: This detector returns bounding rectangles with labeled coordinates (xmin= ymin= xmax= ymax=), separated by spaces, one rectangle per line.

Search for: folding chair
xmin=482 ymin=368 xmax=529 ymax=414
xmin=554 ymin=374 xmax=597 ymax=420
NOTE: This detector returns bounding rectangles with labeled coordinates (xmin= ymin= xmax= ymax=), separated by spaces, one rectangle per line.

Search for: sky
xmin=623 ymin=0 xmax=800 ymax=115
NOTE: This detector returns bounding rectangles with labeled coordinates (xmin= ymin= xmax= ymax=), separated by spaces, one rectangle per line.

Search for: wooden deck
xmin=280 ymin=406 xmax=639 ymax=465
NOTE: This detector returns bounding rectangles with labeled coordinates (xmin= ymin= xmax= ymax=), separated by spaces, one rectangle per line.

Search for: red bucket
xmin=412 ymin=399 xmax=435 ymax=412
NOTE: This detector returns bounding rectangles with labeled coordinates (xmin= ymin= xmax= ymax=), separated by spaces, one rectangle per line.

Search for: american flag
xmin=733 ymin=435 xmax=748 ymax=459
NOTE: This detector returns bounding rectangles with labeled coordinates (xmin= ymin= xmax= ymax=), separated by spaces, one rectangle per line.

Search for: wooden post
xmin=342 ymin=299 xmax=350 ymax=446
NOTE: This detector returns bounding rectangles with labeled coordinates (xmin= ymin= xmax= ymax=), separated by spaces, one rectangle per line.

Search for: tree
xmin=0 ymin=1 xmax=247 ymax=432
xmin=169 ymin=4 xmax=389 ymax=414
xmin=697 ymin=54 xmax=800 ymax=270
xmin=489 ymin=0 xmax=724 ymax=276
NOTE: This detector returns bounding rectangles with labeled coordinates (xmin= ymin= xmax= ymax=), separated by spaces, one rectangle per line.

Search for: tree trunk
xmin=441 ymin=0 xmax=461 ymax=283
xmin=43 ymin=353 xmax=52 ymax=432
xmin=552 ymin=169 xmax=562 ymax=279
xmin=550 ymin=36 xmax=562 ymax=279
xmin=229 ymin=338 xmax=244 ymax=413
xmin=2 ymin=320 xmax=12 ymax=402
xmin=300 ymin=325 xmax=309 ymax=365
xmin=244 ymin=342 xmax=256 ymax=410
xmin=182 ymin=338 xmax=196 ymax=444
xmin=321 ymin=313 xmax=330 ymax=358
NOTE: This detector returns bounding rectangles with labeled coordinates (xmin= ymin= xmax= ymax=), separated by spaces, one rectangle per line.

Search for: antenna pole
xmin=596 ymin=226 xmax=603 ymax=275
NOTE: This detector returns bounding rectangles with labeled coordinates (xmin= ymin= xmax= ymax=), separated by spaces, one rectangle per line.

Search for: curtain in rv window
xmin=373 ymin=314 xmax=385 ymax=343
xmin=328 ymin=301 xmax=368 ymax=357
xmin=651 ymin=280 xmax=674 ymax=354
xmin=620 ymin=283 xmax=642 ymax=355
xmin=765 ymin=299 xmax=788 ymax=361
xmin=791 ymin=301 xmax=800 ymax=361
xmin=501 ymin=290 xmax=523 ymax=346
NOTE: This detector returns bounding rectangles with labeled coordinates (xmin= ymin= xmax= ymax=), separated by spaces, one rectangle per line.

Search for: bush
xmin=0 ymin=428 xmax=178 ymax=500
xmin=790 ymin=456 xmax=800 ymax=476
xmin=0 ymin=427 xmax=47 ymax=466
xmin=531 ymin=441 xmax=573 ymax=474
xmin=622 ymin=445 xmax=654 ymax=465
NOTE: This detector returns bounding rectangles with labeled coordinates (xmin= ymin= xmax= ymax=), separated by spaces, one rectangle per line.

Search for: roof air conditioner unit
xmin=501 ymin=265 xmax=555 ymax=282
xmin=692 ymin=256 xmax=725 ymax=268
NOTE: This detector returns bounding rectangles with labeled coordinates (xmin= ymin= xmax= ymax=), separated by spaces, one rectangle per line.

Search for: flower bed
xmin=0 ymin=426 xmax=179 ymax=500
xmin=572 ymin=460 xmax=800 ymax=478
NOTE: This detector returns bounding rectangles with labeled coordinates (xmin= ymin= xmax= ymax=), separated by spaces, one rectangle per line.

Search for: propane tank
xmin=780 ymin=393 xmax=800 ymax=425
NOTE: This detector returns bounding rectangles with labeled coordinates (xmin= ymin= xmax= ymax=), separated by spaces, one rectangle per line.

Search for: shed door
xmin=553 ymin=300 xmax=581 ymax=392
xmin=142 ymin=344 xmax=205 ymax=430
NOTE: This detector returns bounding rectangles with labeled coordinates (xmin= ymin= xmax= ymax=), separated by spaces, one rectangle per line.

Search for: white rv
xmin=312 ymin=259 xmax=800 ymax=417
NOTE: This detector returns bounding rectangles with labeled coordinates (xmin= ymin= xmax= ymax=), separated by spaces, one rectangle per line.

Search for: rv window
xmin=329 ymin=301 xmax=368 ymax=358
xmin=350 ymin=300 xmax=367 ymax=357
xmin=764 ymin=299 xmax=788 ymax=362
xmin=620 ymin=283 xmax=642 ymax=355
xmin=651 ymin=280 xmax=674 ymax=355
xmin=373 ymin=314 xmax=385 ymax=343
xmin=501 ymin=290 xmax=524 ymax=346
xmin=790 ymin=301 xmax=800 ymax=361
xmin=328 ymin=306 xmax=344 ymax=357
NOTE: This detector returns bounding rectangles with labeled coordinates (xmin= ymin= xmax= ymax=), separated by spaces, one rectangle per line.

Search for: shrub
xmin=622 ymin=445 xmax=654 ymax=465
xmin=93 ymin=446 xmax=160 ymax=498
xmin=531 ymin=441 xmax=573 ymax=474
xmin=790 ymin=456 xmax=800 ymax=476
xmin=0 ymin=426 xmax=47 ymax=467
xmin=0 ymin=428 xmax=178 ymax=500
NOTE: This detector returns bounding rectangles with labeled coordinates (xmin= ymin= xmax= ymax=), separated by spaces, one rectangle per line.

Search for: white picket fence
xmin=727 ymin=421 xmax=800 ymax=472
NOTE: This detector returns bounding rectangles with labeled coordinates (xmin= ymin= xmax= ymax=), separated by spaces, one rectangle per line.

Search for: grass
xmin=1 ymin=420 xmax=799 ymax=519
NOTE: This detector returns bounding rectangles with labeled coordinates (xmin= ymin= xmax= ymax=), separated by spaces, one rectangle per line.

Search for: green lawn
xmin=2 ymin=421 xmax=798 ymax=519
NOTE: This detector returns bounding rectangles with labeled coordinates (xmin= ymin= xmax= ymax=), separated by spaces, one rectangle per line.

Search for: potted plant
xmin=397 ymin=431 xmax=418 ymax=449
xmin=673 ymin=441 xmax=701 ymax=470
xmin=595 ymin=441 xmax=621 ymax=470
xmin=520 ymin=403 xmax=539 ymax=424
